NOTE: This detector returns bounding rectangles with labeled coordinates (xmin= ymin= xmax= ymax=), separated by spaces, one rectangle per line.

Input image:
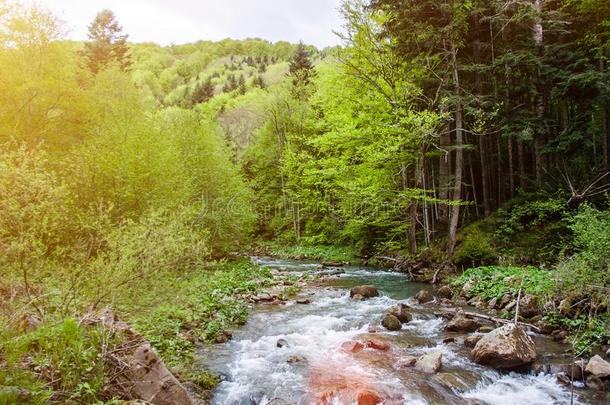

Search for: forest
xmin=1 ymin=0 xmax=609 ymax=404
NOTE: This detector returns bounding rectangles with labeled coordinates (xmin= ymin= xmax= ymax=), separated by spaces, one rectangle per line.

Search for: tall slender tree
xmin=82 ymin=9 xmax=131 ymax=74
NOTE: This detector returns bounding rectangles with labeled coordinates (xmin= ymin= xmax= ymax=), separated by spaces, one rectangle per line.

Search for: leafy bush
xmin=494 ymin=197 xmax=570 ymax=263
xmin=454 ymin=226 xmax=497 ymax=266
xmin=557 ymin=204 xmax=610 ymax=298
xmin=452 ymin=265 xmax=556 ymax=300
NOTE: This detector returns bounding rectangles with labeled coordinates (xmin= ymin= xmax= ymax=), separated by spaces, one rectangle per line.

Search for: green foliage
xmin=266 ymin=243 xmax=358 ymax=263
xmin=545 ymin=313 xmax=609 ymax=356
xmin=81 ymin=9 xmax=131 ymax=74
xmin=453 ymin=225 xmax=497 ymax=266
xmin=1 ymin=319 xmax=116 ymax=404
xmin=452 ymin=266 xmax=556 ymax=300
xmin=494 ymin=197 xmax=570 ymax=263
xmin=132 ymin=261 xmax=271 ymax=367
xmin=557 ymin=204 xmax=610 ymax=297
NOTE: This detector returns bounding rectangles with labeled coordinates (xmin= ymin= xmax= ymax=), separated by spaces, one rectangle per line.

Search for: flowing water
xmin=201 ymin=258 xmax=601 ymax=405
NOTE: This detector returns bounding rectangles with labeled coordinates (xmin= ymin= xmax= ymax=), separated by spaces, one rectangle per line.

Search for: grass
xmin=265 ymin=243 xmax=359 ymax=263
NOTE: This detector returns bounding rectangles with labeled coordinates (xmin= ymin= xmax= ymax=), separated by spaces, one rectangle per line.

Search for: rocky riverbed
xmin=199 ymin=257 xmax=609 ymax=404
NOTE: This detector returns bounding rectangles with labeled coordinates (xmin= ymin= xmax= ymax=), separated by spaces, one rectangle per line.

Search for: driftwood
xmin=438 ymin=308 xmax=541 ymax=334
xmin=376 ymin=256 xmax=399 ymax=263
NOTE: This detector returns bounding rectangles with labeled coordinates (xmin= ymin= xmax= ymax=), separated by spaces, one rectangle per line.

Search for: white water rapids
xmin=200 ymin=258 xmax=596 ymax=405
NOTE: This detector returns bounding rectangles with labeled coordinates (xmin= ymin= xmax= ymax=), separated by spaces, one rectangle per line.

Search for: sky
xmin=31 ymin=0 xmax=344 ymax=48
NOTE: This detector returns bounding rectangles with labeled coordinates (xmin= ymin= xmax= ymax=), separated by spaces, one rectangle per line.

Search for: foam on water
xmin=207 ymin=258 xmax=591 ymax=405
xmin=463 ymin=372 xmax=578 ymax=405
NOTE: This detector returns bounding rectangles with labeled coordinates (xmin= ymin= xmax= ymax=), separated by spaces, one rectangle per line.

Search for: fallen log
xmin=437 ymin=308 xmax=541 ymax=334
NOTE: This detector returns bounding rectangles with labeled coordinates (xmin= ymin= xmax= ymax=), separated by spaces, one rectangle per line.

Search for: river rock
xmin=350 ymin=285 xmax=379 ymax=299
xmin=395 ymin=356 xmax=418 ymax=368
xmin=415 ymin=289 xmax=434 ymax=304
xmin=445 ymin=311 xmax=479 ymax=332
xmin=276 ymin=339 xmax=289 ymax=348
xmin=487 ymin=297 xmax=498 ymax=309
xmin=471 ymin=324 xmax=537 ymax=370
xmin=123 ymin=343 xmax=192 ymax=404
xmin=341 ymin=341 xmax=364 ymax=353
xmin=499 ymin=293 xmax=512 ymax=308
xmin=505 ymin=300 xmax=517 ymax=311
xmin=382 ymin=314 xmax=402 ymax=331
xmin=385 ymin=303 xmax=412 ymax=323
xmin=365 ymin=339 xmax=390 ymax=351
xmin=356 ymin=389 xmax=382 ymax=405
xmin=437 ymin=285 xmax=453 ymax=299
xmin=461 ymin=280 xmax=475 ymax=297
xmin=585 ymin=355 xmax=610 ymax=390
xmin=322 ymin=261 xmax=344 ymax=267
xmin=518 ymin=294 xmax=540 ymax=318
xmin=464 ymin=334 xmax=483 ymax=348
xmin=606 ymin=347 xmax=610 ymax=359
xmin=433 ymin=373 xmax=470 ymax=392
xmin=296 ymin=298 xmax=311 ymax=304
xmin=477 ymin=325 xmax=495 ymax=333
xmin=214 ymin=330 xmax=232 ymax=344
xmin=415 ymin=351 xmax=443 ymax=373
xmin=287 ymin=355 xmax=307 ymax=364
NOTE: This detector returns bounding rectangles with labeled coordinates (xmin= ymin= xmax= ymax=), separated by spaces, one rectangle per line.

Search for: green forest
xmin=1 ymin=0 xmax=609 ymax=403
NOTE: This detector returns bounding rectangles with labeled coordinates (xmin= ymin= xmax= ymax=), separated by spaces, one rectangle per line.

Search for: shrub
xmin=556 ymin=204 xmax=610 ymax=301
xmin=452 ymin=265 xmax=556 ymax=300
xmin=454 ymin=226 xmax=497 ymax=266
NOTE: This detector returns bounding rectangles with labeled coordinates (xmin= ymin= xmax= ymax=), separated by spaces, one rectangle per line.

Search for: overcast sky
xmin=31 ymin=0 xmax=344 ymax=48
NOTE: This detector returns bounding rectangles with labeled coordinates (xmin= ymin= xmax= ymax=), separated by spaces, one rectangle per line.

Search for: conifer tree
xmin=238 ymin=74 xmax=246 ymax=95
xmin=191 ymin=78 xmax=214 ymax=105
xmin=289 ymin=42 xmax=315 ymax=87
xmin=82 ymin=9 xmax=131 ymax=74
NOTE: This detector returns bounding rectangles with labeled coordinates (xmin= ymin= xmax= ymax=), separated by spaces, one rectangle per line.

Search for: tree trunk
xmin=448 ymin=41 xmax=463 ymax=256
xmin=518 ymin=140 xmax=526 ymax=190
xmin=438 ymin=117 xmax=452 ymax=225
xmin=533 ymin=0 xmax=545 ymax=187
xmin=508 ymin=136 xmax=515 ymax=197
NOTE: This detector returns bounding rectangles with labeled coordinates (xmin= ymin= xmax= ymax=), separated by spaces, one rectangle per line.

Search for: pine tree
xmin=289 ymin=42 xmax=315 ymax=87
xmin=82 ymin=9 xmax=131 ymax=74
xmin=238 ymin=74 xmax=246 ymax=95
xmin=192 ymin=78 xmax=215 ymax=105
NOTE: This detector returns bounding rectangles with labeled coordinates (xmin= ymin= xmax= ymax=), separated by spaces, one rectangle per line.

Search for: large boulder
xmin=350 ymin=285 xmax=379 ymax=299
xmin=415 ymin=289 xmax=434 ymax=304
xmin=518 ymin=294 xmax=540 ymax=318
xmin=464 ymin=334 xmax=483 ymax=348
xmin=84 ymin=309 xmax=196 ymax=404
xmin=471 ymin=324 xmax=537 ymax=370
xmin=415 ymin=351 xmax=443 ymax=373
xmin=437 ymin=285 xmax=453 ymax=299
xmin=445 ymin=311 xmax=479 ymax=332
xmin=381 ymin=314 xmax=402 ymax=331
xmin=385 ymin=304 xmax=412 ymax=323
xmin=585 ymin=355 xmax=610 ymax=391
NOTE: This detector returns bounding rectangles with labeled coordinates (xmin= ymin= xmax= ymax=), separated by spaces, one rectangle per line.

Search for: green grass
xmin=265 ymin=243 xmax=359 ymax=263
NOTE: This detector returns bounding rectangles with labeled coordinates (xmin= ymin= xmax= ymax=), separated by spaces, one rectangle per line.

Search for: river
xmin=201 ymin=257 xmax=601 ymax=405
